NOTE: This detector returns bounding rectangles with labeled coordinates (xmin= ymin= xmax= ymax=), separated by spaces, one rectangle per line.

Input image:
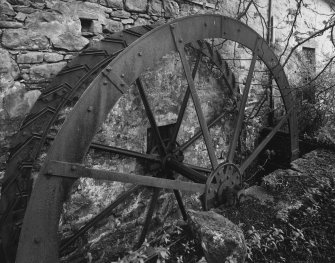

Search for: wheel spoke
xmin=184 ymin=163 xmax=211 ymax=174
xmin=47 ymin=135 xmax=161 ymax=163
xmin=171 ymin=24 xmax=218 ymax=169
xmin=90 ymin=142 xmax=161 ymax=162
xmin=239 ymin=108 xmax=293 ymax=174
xmin=173 ymin=190 xmax=188 ymax=221
xmin=47 ymin=160 xmax=205 ymax=192
xmin=167 ymin=51 xmax=202 ymax=151
xmin=60 ymin=185 xmax=140 ymax=253
xmin=165 ymin=172 xmax=189 ymax=221
xmin=136 ymin=78 xmax=166 ymax=155
xmin=245 ymin=92 xmax=267 ymax=122
xmin=227 ymin=45 xmax=259 ymax=163
xmin=179 ymin=111 xmax=227 ymax=152
xmin=166 ymin=158 xmax=207 ymax=184
xmin=136 ymin=188 xmax=160 ymax=249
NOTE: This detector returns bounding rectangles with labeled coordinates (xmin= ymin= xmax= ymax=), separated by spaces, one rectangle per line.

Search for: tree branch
xmin=278 ymin=0 xmax=303 ymax=64
xmin=236 ymin=0 xmax=254 ymax=20
xmin=282 ymin=22 xmax=335 ymax=68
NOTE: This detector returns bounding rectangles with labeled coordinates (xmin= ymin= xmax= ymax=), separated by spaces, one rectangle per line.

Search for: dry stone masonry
xmin=0 ymin=0 xmax=187 ymax=113
xmin=0 ymin=0 xmax=223 ymax=174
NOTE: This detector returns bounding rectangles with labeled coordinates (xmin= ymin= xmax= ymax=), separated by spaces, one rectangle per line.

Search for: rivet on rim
xmin=33 ymin=237 xmax=41 ymax=244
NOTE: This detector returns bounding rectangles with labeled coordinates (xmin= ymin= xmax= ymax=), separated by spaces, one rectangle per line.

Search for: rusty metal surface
xmin=0 ymin=14 xmax=299 ymax=262
xmin=47 ymin=160 xmax=206 ymax=193
xmin=0 ymin=25 xmax=159 ymax=263
xmin=239 ymin=108 xmax=294 ymax=173
xmin=227 ymin=38 xmax=261 ymax=164
xmin=204 ymin=162 xmax=242 ymax=210
xmin=171 ymin=22 xmax=219 ymax=169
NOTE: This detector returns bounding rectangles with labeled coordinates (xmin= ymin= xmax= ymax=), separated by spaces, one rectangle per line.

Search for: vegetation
xmin=246 ymin=177 xmax=335 ymax=262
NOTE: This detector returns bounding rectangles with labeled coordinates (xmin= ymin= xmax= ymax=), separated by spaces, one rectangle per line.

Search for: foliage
xmin=245 ymin=177 xmax=335 ymax=262
xmin=117 ymin=240 xmax=170 ymax=263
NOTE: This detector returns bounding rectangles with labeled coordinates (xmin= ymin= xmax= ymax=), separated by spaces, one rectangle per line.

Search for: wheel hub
xmin=203 ymin=162 xmax=242 ymax=210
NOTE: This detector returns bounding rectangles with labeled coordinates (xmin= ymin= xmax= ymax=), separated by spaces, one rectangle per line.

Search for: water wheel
xmin=0 ymin=14 xmax=299 ymax=262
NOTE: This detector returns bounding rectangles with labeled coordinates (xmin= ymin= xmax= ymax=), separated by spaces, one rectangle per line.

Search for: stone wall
xmin=0 ymin=0 xmax=232 ymax=172
xmin=0 ymin=0 xmax=334 ymax=171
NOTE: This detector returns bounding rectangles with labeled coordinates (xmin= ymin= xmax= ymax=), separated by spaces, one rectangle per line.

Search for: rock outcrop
xmin=188 ymin=209 xmax=247 ymax=263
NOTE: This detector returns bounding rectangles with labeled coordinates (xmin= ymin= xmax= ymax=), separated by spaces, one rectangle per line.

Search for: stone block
xmin=0 ymin=21 xmax=23 ymax=28
xmin=134 ymin=17 xmax=148 ymax=26
xmin=44 ymin=53 xmax=64 ymax=63
xmin=31 ymin=1 xmax=45 ymax=9
xmin=15 ymin=12 xmax=26 ymax=22
xmin=105 ymin=19 xmax=123 ymax=33
xmin=92 ymin=20 xmax=102 ymax=34
xmin=11 ymin=0 xmax=31 ymax=6
xmin=125 ymin=0 xmax=148 ymax=13
xmin=121 ymin=18 xmax=134 ymax=25
xmin=99 ymin=0 xmax=107 ymax=6
xmin=45 ymin=0 xmax=56 ymax=9
xmin=105 ymin=0 xmax=123 ymax=9
xmin=29 ymin=62 xmax=67 ymax=81
xmin=64 ymin=54 xmax=74 ymax=60
xmin=3 ymin=83 xmax=41 ymax=118
xmin=188 ymin=210 xmax=247 ymax=263
xmin=149 ymin=0 xmax=163 ymax=16
xmin=0 ymin=0 xmax=15 ymax=16
xmin=164 ymin=0 xmax=179 ymax=17
xmin=22 ymin=73 xmax=29 ymax=81
xmin=0 ymin=48 xmax=19 ymax=90
xmin=2 ymin=29 xmax=50 ymax=50
xmin=111 ymin=10 xmax=131 ymax=19
xmin=52 ymin=32 xmax=89 ymax=51
xmin=138 ymin=13 xmax=150 ymax=19
xmin=17 ymin=52 xmax=44 ymax=64
xmin=130 ymin=14 xmax=138 ymax=20
xmin=77 ymin=9 xmax=100 ymax=21
xmin=13 ymin=6 xmax=36 ymax=14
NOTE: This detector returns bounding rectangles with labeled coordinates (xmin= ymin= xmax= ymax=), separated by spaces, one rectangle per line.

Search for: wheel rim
xmin=15 ymin=14 xmax=298 ymax=262
xmin=1 ymin=24 xmax=162 ymax=263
